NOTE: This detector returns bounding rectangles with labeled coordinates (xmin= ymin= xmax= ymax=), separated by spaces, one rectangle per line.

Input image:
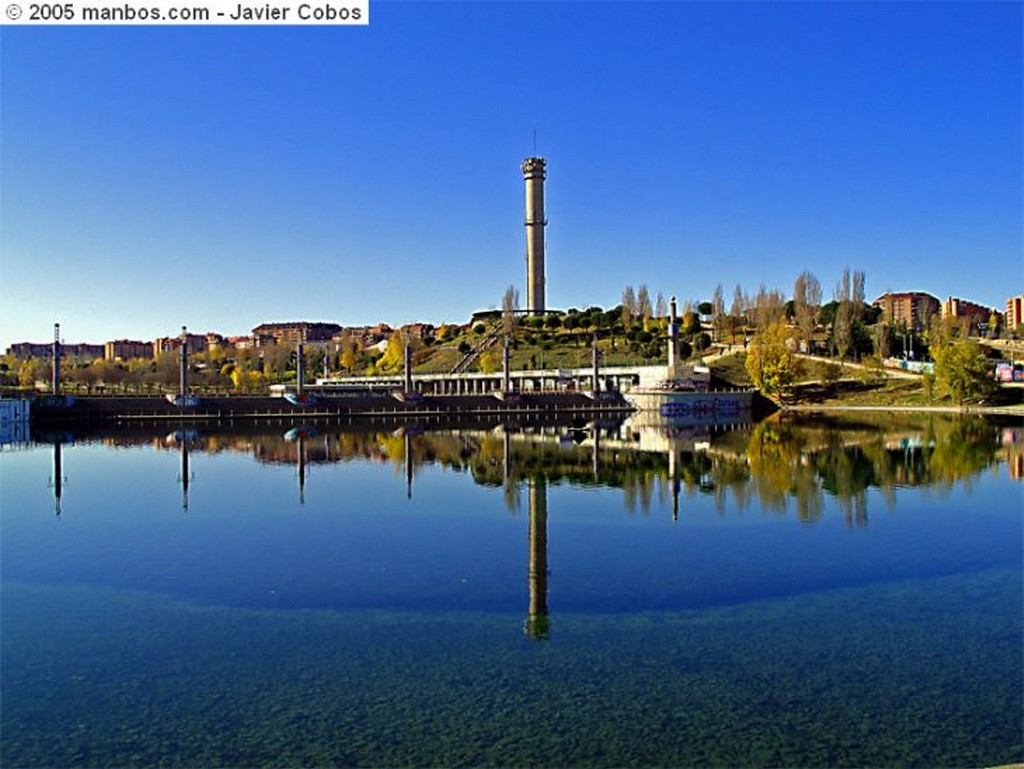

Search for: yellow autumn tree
xmin=745 ymin=316 xmax=797 ymax=402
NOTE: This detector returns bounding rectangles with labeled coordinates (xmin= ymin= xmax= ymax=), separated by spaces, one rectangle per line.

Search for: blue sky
xmin=2 ymin=1 xmax=1021 ymax=346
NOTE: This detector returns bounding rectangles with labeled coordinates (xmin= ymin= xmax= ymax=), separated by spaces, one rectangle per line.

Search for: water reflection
xmin=47 ymin=441 xmax=65 ymax=516
xmin=526 ymin=477 xmax=550 ymax=640
xmin=30 ymin=412 xmax=1020 ymax=522
xmin=5 ymin=414 xmax=1020 ymax=769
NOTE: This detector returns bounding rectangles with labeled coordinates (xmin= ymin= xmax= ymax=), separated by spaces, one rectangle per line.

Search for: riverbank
xmin=26 ymin=391 xmax=634 ymax=425
xmin=783 ymin=403 xmax=1024 ymax=417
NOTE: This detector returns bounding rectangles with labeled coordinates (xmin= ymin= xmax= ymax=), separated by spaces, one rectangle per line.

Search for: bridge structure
xmin=312 ymin=364 xmax=664 ymax=397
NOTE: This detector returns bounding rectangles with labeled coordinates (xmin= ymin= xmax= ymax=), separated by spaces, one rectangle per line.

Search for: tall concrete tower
xmin=522 ymin=157 xmax=547 ymax=316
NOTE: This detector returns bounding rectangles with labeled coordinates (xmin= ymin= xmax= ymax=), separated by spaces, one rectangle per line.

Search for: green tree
xmin=859 ymin=355 xmax=886 ymax=386
xmin=745 ymin=317 xmax=797 ymax=401
xmin=933 ymin=340 xmax=997 ymax=406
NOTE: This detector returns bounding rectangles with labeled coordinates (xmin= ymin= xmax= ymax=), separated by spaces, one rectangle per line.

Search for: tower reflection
xmin=282 ymin=426 xmax=318 ymax=504
xmin=180 ymin=440 xmax=191 ymax=510
xmin=525 ymin=477 xmax=550 ymax=640
xmin=49 ymin=441 xmax=65 ymax=516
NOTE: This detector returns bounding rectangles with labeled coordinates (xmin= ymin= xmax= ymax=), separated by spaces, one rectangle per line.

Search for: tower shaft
xmin=522 ymin=157 xmax=547 ymax=316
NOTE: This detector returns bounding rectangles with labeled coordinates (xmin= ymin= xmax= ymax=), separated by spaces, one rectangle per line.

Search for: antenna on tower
xmin=532 ymin=124 xmax=537 ymax=156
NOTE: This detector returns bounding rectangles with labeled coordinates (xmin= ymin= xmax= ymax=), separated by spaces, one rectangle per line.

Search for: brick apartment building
xmin=7 ymin=342 xmax=104 ymax=361
xmin=152 ymin=332 xmax=226 ymax=358
xmin=873 ymin=292 xmax=941 ymax=331
xmin=251 ymin=322 xmax=343 ymax=347
xmin=1006 ymin=294 xmax=1024 ymax=332
xmin=941 ymin=296 xmax=996 ymax=334
xmin=104 ymin=340 xmax=153 ymax=361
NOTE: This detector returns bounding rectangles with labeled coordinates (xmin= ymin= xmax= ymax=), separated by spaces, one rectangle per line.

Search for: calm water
xmin=1 ymin=413 xmax=1021 ymax=768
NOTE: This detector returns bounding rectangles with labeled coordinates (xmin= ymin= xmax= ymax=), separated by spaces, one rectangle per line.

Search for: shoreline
xmin=18 ymin=392 xmax=636 ymax=426
xmin=782 ymin=403 xmax=1024 ymax=417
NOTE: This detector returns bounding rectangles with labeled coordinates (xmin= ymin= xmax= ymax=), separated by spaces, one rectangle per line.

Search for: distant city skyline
xmin=2 ymin=1 xmax=1020 ymax=347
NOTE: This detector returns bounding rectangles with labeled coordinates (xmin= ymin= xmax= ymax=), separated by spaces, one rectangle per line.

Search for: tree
xmin=871 ymin=323 xmax=890 ymax=359
xmin=859 ymin=355 xmax=886 ymax=386
xmin=680 ymin=310 xmax=701 ymax=338
xmin=933 ymin=340 xmax=997 ymax=406
xmin=753 ymin=284 xmax=785 ymax=329
xmin=655 ymin=292 xmax=667 ymax=320
xmin=745 ymin=317 xmax=797 ymax=402
xmin=621 ymin=285 xmax=637 ymax=328
xmin=987 ymin=311 xmax=1001 ymax=339
xmin=17 ymin=357 xmax=48 ymax=389
xmin=502 ymin=285 xmax=520 ymax=340
xmin=339 ymin=335 xmax=360 ymax=373
xmin=821 ymin=361 xmax=842 ymax=389
xmin=381 ymin=332 xmax=424 ymax=373
xmin=637 ymin=284 xmax=652 ymax=329
xmin=730 ymin=284 xmax=745 ymax=344
xmin=262 ymin=343 xmax=290 ymax=380
xmin=852 ymin=269 xmax=866 ymax=315
xmin=712 ymin=284 xmax=726 ymax=343
xmin=479 ymin=350 xmax=501 ymax=374
xmin=832 ymin=268 xmax=854 ymax=361
xmin=793 ymin=270 xmax=822 ymax=352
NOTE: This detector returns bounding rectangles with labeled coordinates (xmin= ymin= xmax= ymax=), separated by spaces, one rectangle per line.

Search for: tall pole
xmin=52 ymin=323 xmax=61 ymax=395
xmin=668 ymin=296 xmax=679 ymax=373
xmin=522 ymin=157 xmax=547 ymax=317
xmin=296 ymin=341 xmax=305 ymax=396
xmin=404 ymin=334 xmax=413 ymax=394
xmin=503 ymin=336 xmax=512 ymax=393
xmin=179 ymin=326 xmax=188 ymax=397
xmin=592 ymin=333 xmax=600 ymax=393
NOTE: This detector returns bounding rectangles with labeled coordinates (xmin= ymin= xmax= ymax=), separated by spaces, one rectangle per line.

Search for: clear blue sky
xmin=2 ymin=1 xmax=1021 ymax=346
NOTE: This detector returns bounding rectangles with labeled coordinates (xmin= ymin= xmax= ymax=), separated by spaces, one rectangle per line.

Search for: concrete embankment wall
xmin=31 ymin=393 xmax=633 ymax=424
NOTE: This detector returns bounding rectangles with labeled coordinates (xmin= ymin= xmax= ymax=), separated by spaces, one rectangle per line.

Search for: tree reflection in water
xmin=63 ymin=411 xmax=1014 ymax=525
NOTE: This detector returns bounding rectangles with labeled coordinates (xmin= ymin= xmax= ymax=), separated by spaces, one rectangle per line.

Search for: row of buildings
xmin=872 ymin=292 xmax=1022 ymax=334
xmin=5 ymin=321 xmax=436 ymax=362
xmin=5 ymin=292 xmax=1023 ymax=362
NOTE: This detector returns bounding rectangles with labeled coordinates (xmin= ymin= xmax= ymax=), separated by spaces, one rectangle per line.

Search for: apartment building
xmin=873 ymin=292 xmax=941 ymax=331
